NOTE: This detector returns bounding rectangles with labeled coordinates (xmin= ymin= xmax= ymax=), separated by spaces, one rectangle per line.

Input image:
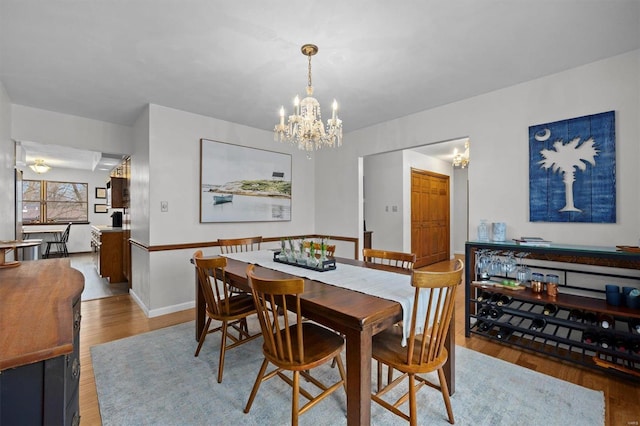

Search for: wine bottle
xmin=489 ymin=292 xmax=502 ymax=304
xmin=568 ymin=309 xmax=583 ymax=322
xmin=543 ymin=303 xmax=557 ymax=316
xmin=477 ymin=320 xmax=492 ymax=332
xmin=614 ymin=339 xmax=628 ymax=352
xmin=489 ymin=306 xmax=503 ymax=319
xmin=496 ymin=326 xmax=513 ymax=340
xmin=478 ymin=304 xmax=491 ymax=317
xmin=582 ymin=330 xmax=597 ymax=345
xmin=531 ymin=317 xmax=546 ymax=331
xmin=497 ymin=295 xmax=512 ymax=307
xmin=598 ymin=335 xmax=612 ymax=349
xmin=583 ymin=311 xmax=598 ymax=326
xmin=598 ymin=313 xmax=615 ymax=330
xmin=477 ymin=291 xmax=492 ymax=302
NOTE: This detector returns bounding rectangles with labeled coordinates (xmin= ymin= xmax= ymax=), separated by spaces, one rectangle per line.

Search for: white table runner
xmin=223 ymin=250 xmax=437 ymax=345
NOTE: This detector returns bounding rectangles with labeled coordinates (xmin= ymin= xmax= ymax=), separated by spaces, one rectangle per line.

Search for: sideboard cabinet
xmin=465 ymin=241 xmax=640 ymax=381
xmin=0 ymin=259 xmax=84 ymax=425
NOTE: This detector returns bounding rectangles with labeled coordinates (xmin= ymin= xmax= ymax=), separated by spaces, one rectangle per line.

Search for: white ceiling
xmin=1 ymin=1 xmax=639 ymax=168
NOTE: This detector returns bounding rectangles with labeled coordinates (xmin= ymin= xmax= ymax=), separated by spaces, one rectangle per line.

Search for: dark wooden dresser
xmin=0 ymin=259 xmax=84 ymax=425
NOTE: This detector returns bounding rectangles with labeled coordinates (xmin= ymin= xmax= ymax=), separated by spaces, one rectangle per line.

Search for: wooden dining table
xmin=193 ymin=255 xmax=455 ymax=426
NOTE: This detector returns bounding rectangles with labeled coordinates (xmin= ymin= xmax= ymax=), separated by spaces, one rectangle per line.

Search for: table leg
xmin=344 ymin=326 xmax=372 ymax=426
xmin=444 ymin=313 xmax=455 ymax=395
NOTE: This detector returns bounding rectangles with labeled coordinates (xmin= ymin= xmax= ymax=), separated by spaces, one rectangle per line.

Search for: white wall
xmin=130 ymin=105 xmax=151 ymax=308
xmin=0 ymin=81 xmax=13 ymax=241
xmin=315 ymin=50 xmax=640 ymax=249
xmin=11 ymin=105 xmax=133 ymax=155
xmin=363 ymin=150 xmax=404 ymax=251
xmin=135 ymin=104 xmax=318 ymax=316
xmin=452 ymin=167 xmax=468 ymax=254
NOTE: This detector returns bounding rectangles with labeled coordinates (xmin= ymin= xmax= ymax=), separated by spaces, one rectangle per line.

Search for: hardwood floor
xmin=78 ymin=260 xmax=639 ymax=425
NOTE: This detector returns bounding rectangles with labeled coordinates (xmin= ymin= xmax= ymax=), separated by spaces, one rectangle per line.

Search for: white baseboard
xmin=128 ymin=289 xmax=149 ymax=316
xmin=129 ymin=289 xmax=195 ymax=318
xmin=148 ymin=301 xmax=195 ymax=318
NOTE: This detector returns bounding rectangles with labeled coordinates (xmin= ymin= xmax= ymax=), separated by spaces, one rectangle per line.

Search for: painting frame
xmin=94 ymin=204 xmax=108 ymax=213
xmin=199 ymin=139 xmax=292 ymax=223
xmin=528 ymin=111 xmax=616 ymax=223
xmin=95 ymin=187 xmax=107 ymax=199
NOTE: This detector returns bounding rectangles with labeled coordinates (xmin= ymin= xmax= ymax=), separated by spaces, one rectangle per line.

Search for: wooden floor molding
xmin=79 ymin=258 xmax=639 ymax=425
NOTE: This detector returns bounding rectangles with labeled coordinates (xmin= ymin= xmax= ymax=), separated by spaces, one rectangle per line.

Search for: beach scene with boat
xmin=200 ymin=139 xmax=292 ymax=222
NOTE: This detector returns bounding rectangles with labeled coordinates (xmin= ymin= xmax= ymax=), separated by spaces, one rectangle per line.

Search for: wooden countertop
xmin=0 ymin=259 xmax=85 ymax=371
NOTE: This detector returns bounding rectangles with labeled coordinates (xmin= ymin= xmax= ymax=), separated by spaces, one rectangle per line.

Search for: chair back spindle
xmin=363 ymin=248 xmax=416 ymax=271
xmin=218 ymin=236 xmax=263 ymax=254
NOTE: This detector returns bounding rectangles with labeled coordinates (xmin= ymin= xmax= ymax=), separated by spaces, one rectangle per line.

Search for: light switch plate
xmin=161 ymin=201 xmax=168 ymax=212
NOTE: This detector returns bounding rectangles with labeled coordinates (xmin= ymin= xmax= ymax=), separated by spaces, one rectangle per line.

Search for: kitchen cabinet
xmin=465 ymin=241 xmax=640 ymax=382
xmin=91 ymin=226 xmax=126 ymax=283
xmin=108 ymin=177 xmax=125 ymax=208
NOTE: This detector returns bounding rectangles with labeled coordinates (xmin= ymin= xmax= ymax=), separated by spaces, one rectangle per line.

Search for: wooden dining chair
xmin=218 ymin=236 xmax=263 ymax=254
xmin=371 ymin=259 xmax=464 ymax=425
xmin=302 ymin=241 xmax=336 ymax=257
xmin=43 ymin=222 xmax=72 ymax=258
xmin=192 ymin=250 xmax=261 ymax=383
xmin=244 ymin=264 xmax=347 ymax=426
xmin=363 ymin=248 xmax=416 ymax=270
xmin=218 ymin=236 xmax=263 ymax=294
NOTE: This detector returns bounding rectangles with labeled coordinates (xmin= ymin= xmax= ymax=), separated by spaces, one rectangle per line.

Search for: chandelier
xmin=452 ymin=141 xmax=470 ymax=168
xmin=29 ymin=159 xmax=51 ymax=174
xmin=274 ymin=44 xmax=343 ymax=152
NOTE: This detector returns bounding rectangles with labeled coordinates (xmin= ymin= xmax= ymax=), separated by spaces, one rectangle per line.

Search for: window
xmin=23 ymin=180 xmax=88 ymax=224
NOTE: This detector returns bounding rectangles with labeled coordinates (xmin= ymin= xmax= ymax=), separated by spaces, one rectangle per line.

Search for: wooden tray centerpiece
xmin=273 ymin=250 xmax=336 ymax=272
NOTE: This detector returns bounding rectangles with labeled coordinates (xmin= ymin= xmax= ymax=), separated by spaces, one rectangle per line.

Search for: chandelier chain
xmin=307 ymin=53 xmax=312 ymax=89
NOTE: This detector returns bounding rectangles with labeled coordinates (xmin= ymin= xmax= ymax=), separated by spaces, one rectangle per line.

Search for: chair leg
xmin=408 ymin=374 xmax=417 ymax=426
xmin=437 ymin=367 xmax=455 ymax=424
xmin=292 ymin=370 xmax=300 ymax=426
xmin=244 ymin=358 xmax=269 ymax=414
xmin=217 ymin=321 xmax=229 ymax=383
xmin=194 ymin=318 xmax=211 ymax=357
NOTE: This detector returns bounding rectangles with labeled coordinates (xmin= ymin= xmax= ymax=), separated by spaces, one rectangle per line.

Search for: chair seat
xmin=208 ymin=293 xmax=256 ymax=319
xmin=372 ymin=324 xmax=449 ymax=375
xmin=264 ymin=323 xmax=344 ymax=371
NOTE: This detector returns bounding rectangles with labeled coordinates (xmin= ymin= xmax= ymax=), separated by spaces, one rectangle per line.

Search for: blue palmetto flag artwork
xmin=529 ymin=111 xmax=615 ymax=223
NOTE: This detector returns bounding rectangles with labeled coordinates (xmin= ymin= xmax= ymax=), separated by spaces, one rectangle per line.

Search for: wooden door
xmin=411 ymin=168 xmax=450 ymax=268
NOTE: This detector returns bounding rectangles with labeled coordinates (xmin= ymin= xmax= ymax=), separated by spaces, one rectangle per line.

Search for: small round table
xmin=0 ymin=240 xmax=44 ymax=268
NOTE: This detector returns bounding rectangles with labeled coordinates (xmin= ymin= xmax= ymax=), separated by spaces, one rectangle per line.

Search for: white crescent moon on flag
xmin=534 ymin=128 xmax=551 ymax=141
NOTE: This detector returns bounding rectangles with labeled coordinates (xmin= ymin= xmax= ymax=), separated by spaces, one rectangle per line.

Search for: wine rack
xmin=465 ymin=241 xmax=640 ymax=382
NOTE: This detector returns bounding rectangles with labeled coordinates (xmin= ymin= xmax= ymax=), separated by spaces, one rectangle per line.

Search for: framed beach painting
xmin=199 ymin=139 xmax=292 ymax=223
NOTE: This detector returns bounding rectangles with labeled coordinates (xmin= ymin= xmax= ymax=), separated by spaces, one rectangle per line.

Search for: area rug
xmin=91 ymin=321 xmax=604 ymax=425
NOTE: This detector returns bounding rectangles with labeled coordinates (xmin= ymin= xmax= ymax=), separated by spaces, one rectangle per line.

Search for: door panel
xmin=411 ymin=169 xmax=450 ymax=268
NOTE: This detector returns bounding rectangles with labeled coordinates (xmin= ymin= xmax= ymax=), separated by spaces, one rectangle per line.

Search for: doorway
xmin=361 ymin=137 xmax=468 ymax=259
xmin=411 ymin=168 xmax=450 ymax=268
